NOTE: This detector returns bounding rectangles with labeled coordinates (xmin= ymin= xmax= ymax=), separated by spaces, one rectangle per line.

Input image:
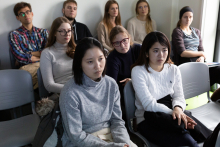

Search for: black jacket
xmin=72 ymin=19 xmax=93 ymax=44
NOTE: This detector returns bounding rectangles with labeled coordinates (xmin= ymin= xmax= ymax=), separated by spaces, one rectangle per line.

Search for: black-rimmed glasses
xmin=57 ymin=30 xmax=73 ymax=36
xmin=112 ymin=38 xmax=129 ymax=47
xmin=18 ymin=10 xmax=31 ymax=17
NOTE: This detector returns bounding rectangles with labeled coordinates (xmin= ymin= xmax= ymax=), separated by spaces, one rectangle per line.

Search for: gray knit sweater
xmin=59 ymin=74 xmax=130 ymax=147
xmin=40 ymin=42 xmax=73 ymax=93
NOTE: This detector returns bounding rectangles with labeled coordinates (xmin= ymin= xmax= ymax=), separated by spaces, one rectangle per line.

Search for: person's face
xmin=16 ymin=7 xmax=33 ymax=25
xmin=55 ymin=23 xmax=72 ymax=44
xmin=147 ymin=42 xmax=168 ymax=67
xmin=112 ymin=33 xmax=130 ymax=54
xmin=108 ymin=3 xmax=118 ymax=18
xmin=181 ymin=12 xmax=193 ymax=27
xmin=137 ymin=2 xmax=148 ymax=16
xmin=62 ymin=2 xmax=77 ymax=20
xmin=82 ymin=47 xmax=106 ymax=81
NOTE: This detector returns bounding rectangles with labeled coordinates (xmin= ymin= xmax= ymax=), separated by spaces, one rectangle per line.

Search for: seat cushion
xmin=0 ymin=114 xmax=40 ymax=147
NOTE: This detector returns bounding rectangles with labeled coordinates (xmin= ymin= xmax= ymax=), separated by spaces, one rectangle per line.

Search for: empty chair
xmin=0 ymin=69 xmax=40 ymax=147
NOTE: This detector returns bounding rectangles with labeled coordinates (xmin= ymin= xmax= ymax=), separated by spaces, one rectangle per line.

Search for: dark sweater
xmin=106 ymin=44 xmax=141 ymax=98
xmin=72 ymin=19 xmax=93 ymax=44
xmin=172 ymin=27 xmax=204 ymax=65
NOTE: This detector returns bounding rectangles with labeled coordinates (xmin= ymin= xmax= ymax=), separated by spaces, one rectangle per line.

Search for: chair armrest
xmin=215 ymin=130 xmax=220 ymax=147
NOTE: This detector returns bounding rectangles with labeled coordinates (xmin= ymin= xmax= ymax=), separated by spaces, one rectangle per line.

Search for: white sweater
xmin=127 ymin=16 xmax=157 ymax=45
xmin=131 ymin=64 xmax=186 ymax=124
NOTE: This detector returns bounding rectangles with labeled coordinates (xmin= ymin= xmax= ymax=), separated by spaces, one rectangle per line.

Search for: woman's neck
xmin=180 ymin=25 xmax=191 ymax=32
xmin=137 ymin=15 xmax=146 ymax=21
xmin=149 ymin=63 xmax=164 ymax=72
xmin=109 ymin=16 xmax=116 ymax=26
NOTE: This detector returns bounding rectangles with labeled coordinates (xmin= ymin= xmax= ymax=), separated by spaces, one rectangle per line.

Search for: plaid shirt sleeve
xmin=8 ymin=31 xmax=32 ymax=64
xmin=39 ymin=29 xmax=49 ymax=52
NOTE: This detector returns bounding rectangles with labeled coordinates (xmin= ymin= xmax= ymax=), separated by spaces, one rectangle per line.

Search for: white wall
xmin=0 ymin=0 xmax=136 ymax=69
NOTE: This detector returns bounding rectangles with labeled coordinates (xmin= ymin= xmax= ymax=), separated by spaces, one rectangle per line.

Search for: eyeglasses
xmin=112 ymin=38 xmax=129 ymax=47
xmin=18 ymin=10 xmax=31 ymax=17
xmin=57 ymin=30 xmax=73 ymax=36
xmin=138 ymin=5 xmax=148 ymax=9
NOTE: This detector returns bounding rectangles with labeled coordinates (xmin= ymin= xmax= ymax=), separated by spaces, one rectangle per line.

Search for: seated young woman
xmin=97 ymin=0 xmax=122 ymax=51
xmin=40 ymin=17 xmax=76 ymax=98
xmin=131 ymin=31 xmax=213 ymax=147
xmin=106 ymin=25 xmax=141 ymax=102
xmin=172 ymin=6 xmax=220 ymax=87
xmin=127 ymin=0 xmax=156 ymax=44
xmin=59 ymin=37 xmax=137 ymax=147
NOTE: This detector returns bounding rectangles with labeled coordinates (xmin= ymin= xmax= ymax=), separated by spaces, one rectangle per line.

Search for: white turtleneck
xmin=131 ymin=63 xmax=186 ymax=124
xmin=40 ymin=42 xmax=73 ymax=93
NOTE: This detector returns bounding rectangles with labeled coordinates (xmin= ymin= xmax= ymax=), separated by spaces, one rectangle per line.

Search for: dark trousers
xmin=209 ymin=66 xmax=220 ymax=86
xmin=138 ymin=95 xmax=212 ymax=147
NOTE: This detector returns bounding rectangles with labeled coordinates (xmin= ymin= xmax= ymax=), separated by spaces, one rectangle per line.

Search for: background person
xmin=127 ymin=0 xmax=156 ymax=44
xmin=97 ymin=0 xmax=122 ymax=51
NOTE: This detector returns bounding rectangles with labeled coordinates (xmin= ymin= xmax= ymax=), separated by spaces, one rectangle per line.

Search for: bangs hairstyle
xmin=46 ymin=17 xmax=76 ymax=59
xmin=103 ymin=0 xmax=122 ymax=36
xmin=131 ymin=31 xmax=173 ymax=72
xmin=73 ymin=37 xmax=107 ymax=85
xmin=110 ymin=25 xmax=133 ymax=46
xmin=63 ymin=0 xmax=77 ymax=9
xmin=135 ymin=0 xmax=153 ymax=34
xmin=14 ymin=2 xmax=32 ymax=16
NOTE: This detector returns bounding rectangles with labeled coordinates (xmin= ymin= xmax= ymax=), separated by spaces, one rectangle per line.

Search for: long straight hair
xmin=103 ymin=0 xmax=122 ymax=36
xmin=46 ymin=17 xmax=76 ymax=59
xmin=136 ymin=0 xmax=153 ymax=34
xmin=131 ymin=31 xmax=173 ymax=72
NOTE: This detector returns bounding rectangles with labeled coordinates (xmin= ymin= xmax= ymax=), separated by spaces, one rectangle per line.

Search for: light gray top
xmin=59 ymin=74 xmax=130 ymax=147
xmin=127 ymin=16 xmax=157 ymax=44
xmin=40 ymin=42 xmax=73 ymax=93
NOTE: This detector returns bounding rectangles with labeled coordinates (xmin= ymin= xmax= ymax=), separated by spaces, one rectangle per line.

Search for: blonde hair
xmin=136 ymin=0 xmax=153 ymax=34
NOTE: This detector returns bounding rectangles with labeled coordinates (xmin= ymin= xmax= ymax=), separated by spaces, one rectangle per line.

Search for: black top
xmin=72 ymin=19 xmax=93 ymax=44
xmin=106 ymin=43 xmax=141 ymax=99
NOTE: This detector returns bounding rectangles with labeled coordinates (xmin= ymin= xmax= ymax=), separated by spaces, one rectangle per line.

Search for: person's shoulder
xmin=128 ymin=16 xmax=137 ymax=23
xmin=34 ymin=26 xmax=48 ymax=33
xmin=107 ymin=50 xmax=118 ymax=58
xmin=172 ymin=27 xmax=183 ymax=36
xmin=166 ymin=63 xmax=179 ymax=72
xmin=62 ymin=78 xmax=80 ymax=93
xmin=132 ymin=43 xmax=141 ymax=49
xmin=103 ymin=75 xmax=118 ymax=86
xmin=191 ymin=27 xmax=201 ymax=34
xmin=76 ymin=22 xmax=88 ymax=28
xmin=9 ymin=26 xmax=23 ymax=35
xmin=132 ymin=65 xmax=145 ymax=73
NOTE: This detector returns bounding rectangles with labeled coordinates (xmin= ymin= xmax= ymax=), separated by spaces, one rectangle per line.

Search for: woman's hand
xmin=123 ymin=144 xmax=129 ymax=147
xmin=186 ymin=115 xmax=197 ymax=129
xmin=120 ymin=78 xmax=131 ymax=86
xmin=196 ymin=56 xmax=204 ymax=63
xmin=199 ymin=51 xmax=206 ymax=59
xmin=172 ymin=106 xmax=188 ymax=128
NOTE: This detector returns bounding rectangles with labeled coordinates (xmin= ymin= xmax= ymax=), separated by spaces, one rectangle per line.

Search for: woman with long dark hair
xmin=131 ymin=31 xmax=213 ymax=147
xmin=127 ymin=0 xmax=156 ymax=44
xmin=59 ymin=37 xmax=137 ymax=147
xmin=97 ymin=0 xmax=122 ymax=51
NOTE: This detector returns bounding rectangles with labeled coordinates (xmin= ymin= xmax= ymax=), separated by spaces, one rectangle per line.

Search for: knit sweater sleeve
xmin=131 ymin=66 xmax=173 ymax=114
xmin=172 ymin=27 xmax=186 ymax=55
xmin=110 ymin=86 xmax=131 ymax=146
xmin=171 ymin=66 xmax=186 ymax=111
xmin=59 ymin=80 xmax=125 ymax=147
xmin=194 ymin=28 xmax=204 ymax=52
xmin=40 ymin=49 xmax=63 ymax=93
xmin=106 ymin=53 xmax=119 ymax=81
xmin=97 ymin=22 xmax=113 ymax=51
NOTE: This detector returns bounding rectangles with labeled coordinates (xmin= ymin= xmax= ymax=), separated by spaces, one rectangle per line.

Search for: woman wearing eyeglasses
xmin=106 ymin=25 xmax=141 ymax=102
xmin=127 ymin=0 xmax=156 ymax=44
xmin=40 ymin=17 xmax=76 ymax=98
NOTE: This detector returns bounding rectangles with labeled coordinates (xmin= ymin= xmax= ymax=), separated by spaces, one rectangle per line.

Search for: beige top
xmin=97 ymin=21 xmax=113 ymax=51
xmin=127 ymin=16 xmax=157 ymax=44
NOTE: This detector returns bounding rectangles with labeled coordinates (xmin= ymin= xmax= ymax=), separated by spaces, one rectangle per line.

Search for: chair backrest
xmin=37 ymin=68 xmax=50 ymax=98
xmin=0 ymin=69 xmax=40 ymax=147
xmin=123 ymin=80 xmax=136 ymax=132
xmin=0 ymin=69 xmax=35 ymax=110
xmin=178 ymin=62 xmax=210 ymax=99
